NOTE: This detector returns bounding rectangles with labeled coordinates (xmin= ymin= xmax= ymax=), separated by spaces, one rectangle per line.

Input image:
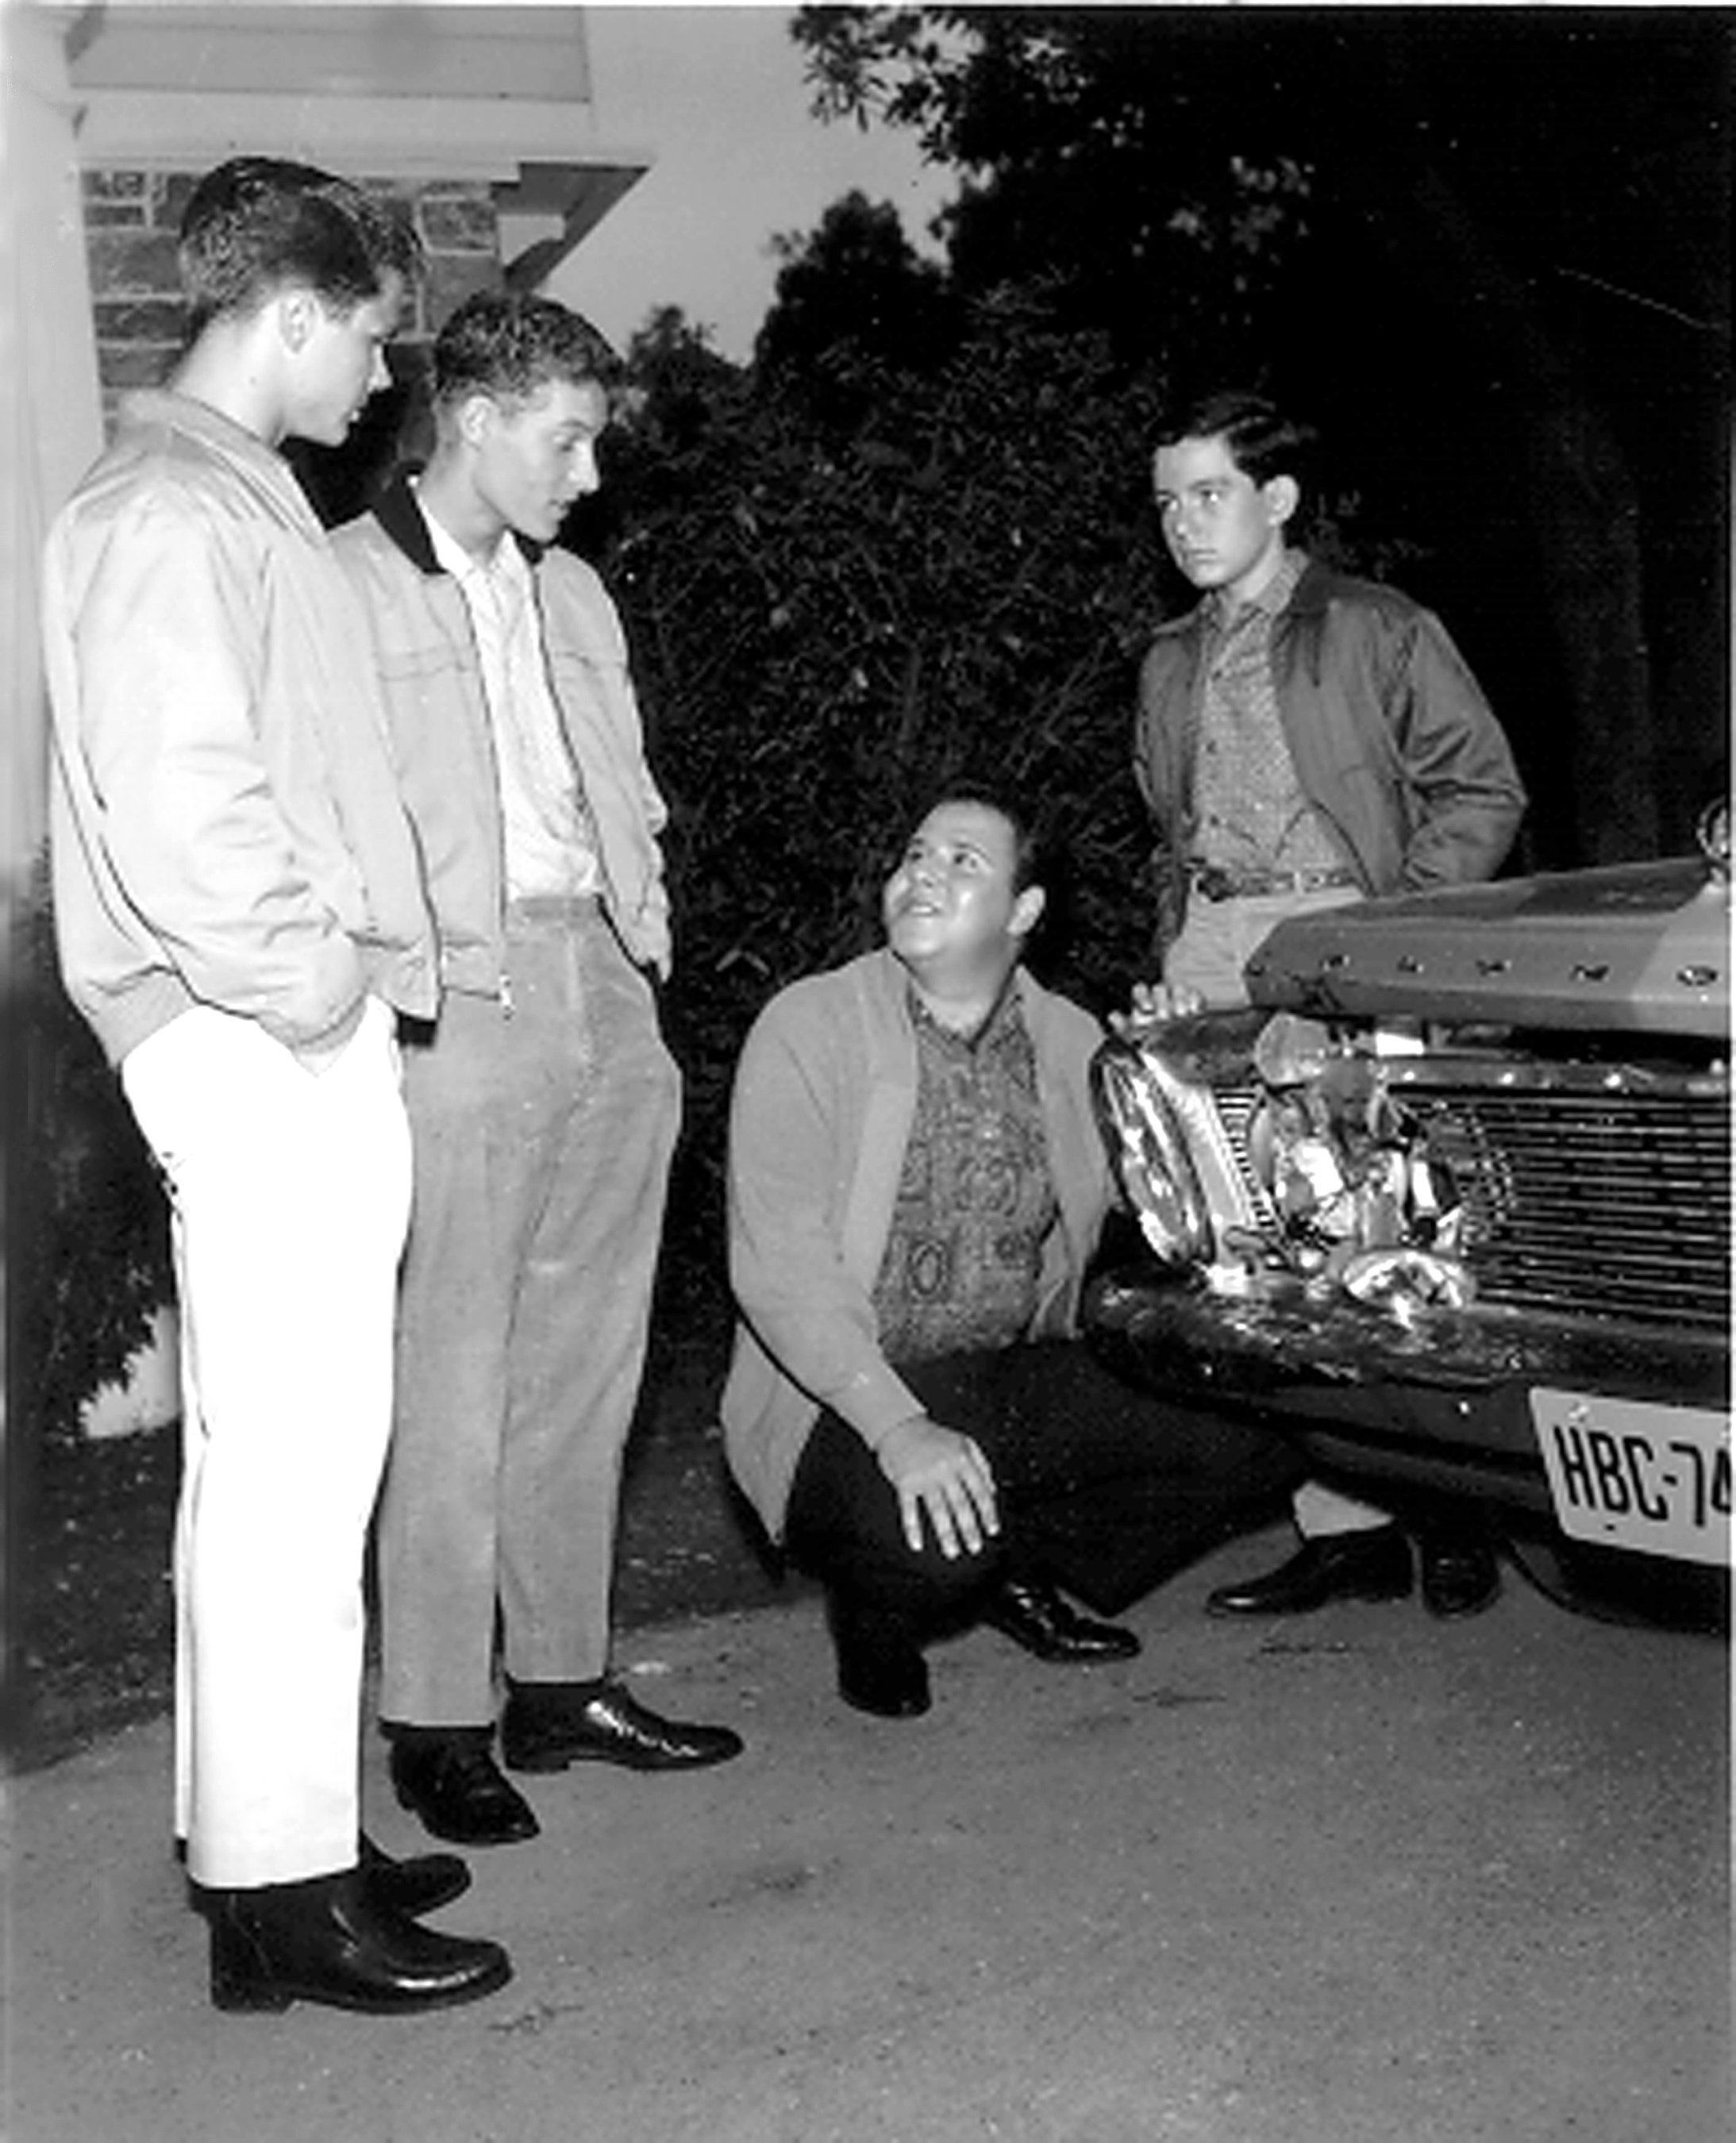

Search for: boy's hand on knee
xmin=876 ymin=1416 xmax=999 ymax=1560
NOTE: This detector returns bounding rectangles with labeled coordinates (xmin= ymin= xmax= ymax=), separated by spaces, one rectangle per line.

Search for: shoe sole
xmin=837 ymin=1687 xmax=932 ymax=1720
xmin=502 ymin=1743 xmax=741 ymax=1775
xmin=1422 ymin=1584 xmax=1502 ymax=1619
xmin=1205 ymin=1579 xmax=1413 ymax=1618
xmin=989 ymin=1637 xmax=1143 ymax=1663
xmin=213 ymin=1953 xmax=514 ymax=2015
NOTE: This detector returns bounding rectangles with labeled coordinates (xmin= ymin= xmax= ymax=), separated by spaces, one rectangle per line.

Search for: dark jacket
xmin=1134 ymin=559 xmax=1526 ymax=956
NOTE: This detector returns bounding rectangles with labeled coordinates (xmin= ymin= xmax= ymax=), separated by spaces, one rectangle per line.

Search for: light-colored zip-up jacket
xmin=43 ymin=391 xmax=438 ymax=1066
xmin=721 ymin=948 xmax=1113 ymax=1541
xmin=332 ymin=478 xmax=672 ymax=990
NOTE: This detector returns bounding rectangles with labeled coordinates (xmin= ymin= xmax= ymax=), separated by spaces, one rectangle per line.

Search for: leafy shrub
xmin=585 ymin=289 xmax=1181 ymax=1291
xmin=13 ymin=868 xmax=174 ymax=1449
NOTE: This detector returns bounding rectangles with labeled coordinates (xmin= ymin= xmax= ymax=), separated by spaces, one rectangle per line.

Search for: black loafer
xmin=827 ymin=1597 xmax=933 ymax=1719
xmin=1205 ymin=1526 xmax=1414 ymax=1617
xmin=1419 ymin=1533 xmax=1501 ymax=1618
xmin=502 ymin=1679 xmax=744 ymax=1774
xmin=980 ymin=1578 xmax=1141 ymax=1663
xmin=182 ymin=1832 xmax=471 ymax=1919
xmin=388 ymin=1729 xmax=540 ymax=1847
xmin=357 ymin=1832 xmax=471 ymax=1917
xmin=206 ymin=1869 xmax=510 ymax=2015
xmin=836 ymin=1636 xmax=933 ymax=1720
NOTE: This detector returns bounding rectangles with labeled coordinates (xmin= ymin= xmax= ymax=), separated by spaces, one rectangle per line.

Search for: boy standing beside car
xmin=1133 ymin=389 xmax=1527 ymax=1621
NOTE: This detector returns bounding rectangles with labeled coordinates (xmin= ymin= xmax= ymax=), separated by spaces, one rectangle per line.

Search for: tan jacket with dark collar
xmin=333 ymin=476 xmax=672 ymax=993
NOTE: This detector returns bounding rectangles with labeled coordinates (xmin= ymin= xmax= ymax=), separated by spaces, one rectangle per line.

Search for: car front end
xmin=1086 ymin=841 xmax=1732 ymax=1592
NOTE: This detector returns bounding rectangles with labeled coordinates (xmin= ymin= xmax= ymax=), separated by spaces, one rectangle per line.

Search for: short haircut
xmin=907 ymin=779 xmax=1049 ymax=895
xmin=432 ymin=292 xmax=621 ymax=411
xmin=1153 ymin=390 xmax=1318 ymax=491
xmin=178 ymin=157 xmax=421 ymax=333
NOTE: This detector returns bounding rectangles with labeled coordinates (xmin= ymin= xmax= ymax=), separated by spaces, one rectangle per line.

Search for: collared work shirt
xmin=872 ymin=987 xmax=1058 ymax=1365
xmin=1191 ymin=548 xmax=1346 ymax=880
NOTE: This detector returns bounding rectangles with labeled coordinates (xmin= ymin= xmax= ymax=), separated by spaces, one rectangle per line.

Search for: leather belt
xmin=503 ymin=894 xmax=602 ymax=931
xmin=1186 ymin=861 xmax=1359 ymax=903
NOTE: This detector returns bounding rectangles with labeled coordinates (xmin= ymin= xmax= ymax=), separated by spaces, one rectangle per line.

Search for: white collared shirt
xmin=419 ymin=491 xmax=602 ymax=902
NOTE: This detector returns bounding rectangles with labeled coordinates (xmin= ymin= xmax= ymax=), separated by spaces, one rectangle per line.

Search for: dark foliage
xmin=12 ymin=871 xmax=174 ymax=1452
xmin=755 ymin=188 xmax=964 ymax=409
xmin=582 ymin=250 xmax=1426 ymax=1279
xmin=793 ymin=6 xmax=1733 ymax=868
xmin=581 ymin=286 xmax=1183 ymax=1263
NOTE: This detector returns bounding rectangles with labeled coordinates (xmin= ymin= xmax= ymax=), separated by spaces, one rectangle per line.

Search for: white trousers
xmin=121 ymin=998 xmax=410 ymax=1887
xmin=1165 ymin=886 xmax=1392 ymax=1541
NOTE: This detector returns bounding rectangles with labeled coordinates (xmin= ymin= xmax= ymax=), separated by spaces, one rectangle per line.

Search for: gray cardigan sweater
xmin=720 ymin=948 xmax=1112 ymax=1541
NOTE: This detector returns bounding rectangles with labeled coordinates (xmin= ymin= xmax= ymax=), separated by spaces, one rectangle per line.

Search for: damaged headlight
xmin=1093 ymin=1012 xmax=1478 ymax=1318
xmin=1093 ymin=1046 xmax=1213 ymax=1265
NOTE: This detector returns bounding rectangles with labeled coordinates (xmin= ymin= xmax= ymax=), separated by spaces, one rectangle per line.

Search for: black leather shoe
xmin=836 ymin=1633 xmax=932 ymax=1719
xmin=501 ymin=1679 xmax=744 ymax=1774
xmin=388 ymin=1729 xmax=540 ymax=1846
xmin=357 ymin=1832 xmax=471 ymax=1917
xmin=206 ymin=1869 xmax=511 ymax=2014
xmin=1205 ymin=1526 xmax=1413 ymax=1617
xmin=1419 ymin=1532 xmax=1501 ymax=1618
xmin=980 ymin=1578 xmax=1141 ymax=1663
xmin=827 ymin=1597 xmax=932 ymax=1720
xmin=182 ymin=1832 xmax=470 ymax=1919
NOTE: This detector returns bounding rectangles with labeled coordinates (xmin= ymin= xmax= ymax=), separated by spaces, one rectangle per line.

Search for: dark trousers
xmin=783 ymin=1340 xmax=1303 ymax=1640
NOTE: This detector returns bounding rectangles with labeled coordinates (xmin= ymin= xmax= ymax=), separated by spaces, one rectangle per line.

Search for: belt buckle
xmin=1191 ymin=862 xmax=1238 ymax=902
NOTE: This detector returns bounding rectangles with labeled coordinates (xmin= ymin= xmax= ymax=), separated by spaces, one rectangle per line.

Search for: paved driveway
xmin=7 ymin=1523 xmax=1728 ymax=2143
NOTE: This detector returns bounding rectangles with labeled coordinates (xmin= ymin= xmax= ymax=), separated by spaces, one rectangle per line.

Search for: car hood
xmin=1245 ymin=858 xmax=1729 ymax=1037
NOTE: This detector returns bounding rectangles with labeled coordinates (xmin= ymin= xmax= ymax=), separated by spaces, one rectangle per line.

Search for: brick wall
xmin=79 ymin=166 xmax=503 ymax=435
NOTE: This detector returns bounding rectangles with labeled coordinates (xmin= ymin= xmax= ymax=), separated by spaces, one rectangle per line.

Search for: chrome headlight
xmin=1093 ymin=1045 xmax=1213 ymax=1265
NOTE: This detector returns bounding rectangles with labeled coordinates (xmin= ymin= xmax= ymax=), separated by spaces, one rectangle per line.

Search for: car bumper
xmin=1085 ymin=1261 xmax=1730 ymax=1531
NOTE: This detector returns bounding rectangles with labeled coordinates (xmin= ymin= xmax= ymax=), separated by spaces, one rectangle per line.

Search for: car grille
xmin=1388 ymin=1083 xmax=1729 ymax=1335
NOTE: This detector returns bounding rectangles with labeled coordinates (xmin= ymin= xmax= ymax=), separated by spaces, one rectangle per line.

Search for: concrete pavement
xmin=6 ymin=1523 xmax=1730 ymax=2143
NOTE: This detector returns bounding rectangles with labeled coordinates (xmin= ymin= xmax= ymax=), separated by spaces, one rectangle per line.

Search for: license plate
xmin=1530 ymin=1388 xmax=1731 ymax=1567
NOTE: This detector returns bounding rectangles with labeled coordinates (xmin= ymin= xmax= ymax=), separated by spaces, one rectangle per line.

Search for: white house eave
xmin=70 ymin=87 xmax=651 ymax=189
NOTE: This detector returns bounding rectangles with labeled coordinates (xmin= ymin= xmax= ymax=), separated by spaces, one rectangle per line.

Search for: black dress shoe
xmin=1419 ymin=1532 xmax=1501 ymax=1618
xmin=980 ymin=1578 xmax=1142 ymax=1663
xmin=182 ymin=1833 xmax=470 ymax=1919
xmin=826 ymin=1597 xmax=933 ymax=1720
xmin=357 ymin=1832 xmax=471 ymax=1917
xmin=388 ymin=1729 xmax=540 ymax=1846
xmin=1205 ymin=1526 xmax=1413 ymax=1617
xmin=501 ymin=1679 xmax=744 ymax=1774
xmin=836 ymin=1633 xmax=933 ymax=1720
xmin=206 ymin=1869 xmax=511 ymax=2015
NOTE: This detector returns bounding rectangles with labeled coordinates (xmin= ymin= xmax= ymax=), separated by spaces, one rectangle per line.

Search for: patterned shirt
xmin=1191 ymin=548 xmax=1347 ymax=879
xmin=872 ymin=985 xmax=1057 ymax=1365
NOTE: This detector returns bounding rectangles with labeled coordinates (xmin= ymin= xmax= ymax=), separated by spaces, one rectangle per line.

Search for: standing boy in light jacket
xmin=43 ymin=156 xmax=509 ymax=2016
xmin=334 ymin=293 xmax=741 ymax=1854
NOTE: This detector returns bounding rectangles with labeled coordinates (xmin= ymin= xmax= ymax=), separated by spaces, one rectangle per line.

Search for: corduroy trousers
xmin=377 ymin=900 xmax=680 ymax=1727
